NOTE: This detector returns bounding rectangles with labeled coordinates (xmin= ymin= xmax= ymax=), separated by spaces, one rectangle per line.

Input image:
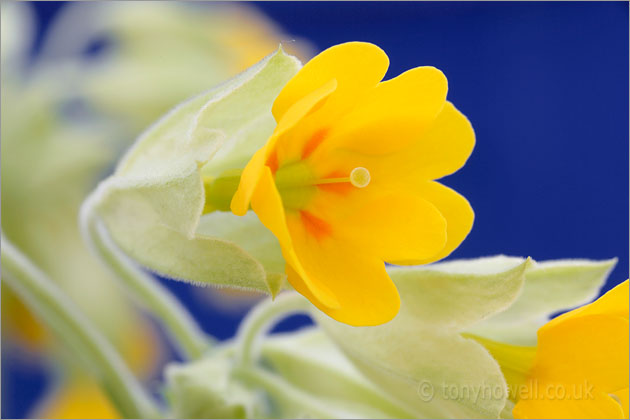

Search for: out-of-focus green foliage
xmin=0 ymin=2 xmax=309 ymax=417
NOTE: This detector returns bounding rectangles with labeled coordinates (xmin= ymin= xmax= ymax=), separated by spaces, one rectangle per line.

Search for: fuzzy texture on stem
xmin=80 ymin=194 xmax=211 ymax=360
xmin=1 ymin=236 xmax=161 ymax=419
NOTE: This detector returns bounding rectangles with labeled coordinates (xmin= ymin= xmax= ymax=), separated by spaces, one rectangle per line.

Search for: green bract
xmin=85 ymin=48 xmax=300 ymax=296
xmin=467 ymin=257 xmax=617 ymax=345
xmin=316 ymin=256 xmax=532 ymax=418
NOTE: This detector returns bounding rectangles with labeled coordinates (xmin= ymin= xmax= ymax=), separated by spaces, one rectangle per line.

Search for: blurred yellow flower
xmin=1 ymin=287 xmax=48 ymax=348
xmin=513 ymin=280 xmax=629 ymax=419
xmin=34 ymin=378 xmax=120 ymax=419
xmin=231 ymin=42 xmax=475 ymax=326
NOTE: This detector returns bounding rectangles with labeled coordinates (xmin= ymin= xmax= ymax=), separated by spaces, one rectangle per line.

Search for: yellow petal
xmin=230 ymin=146 xmax=268 ymax=216
xmin=305 ymin=188 xmax=447 ymax=263
xmin=410 ymin=100 xmax=476 ymax=180
xmin=274 ymin=78 xmax=338 ymax=142
xmin=377 ymin=101 xmax=475 ymax=182
xmin=534 ymin=314 xmax=629 ymax=393
xmin=230 ymin=78 xmax=337 ymax=215
xmin=394 ymin=181 xmax=474 ymax=265
xmin=319 ymin=66 xmax=448 ymax=156
xmin=285 ymin=211 xmax=400 ymax=326
xmin=611 ymin=387 xmax=629 ymax=418
xmin=272 ymin=42 xmax=389 ymax=122
xmin=273 ymin=78 xmax=338 ymax=165
xmin=310 ymin=101 xmax=474 ymax=190
xmin=514 ymin=281 xmax=630 ymax=419
xmin=547 ymin=280 xmax=629 ymax=328
xmin=513 ymin=390 xmax=625 ymax=419
xmin=249 ymin=166 xmax=339 ymax=309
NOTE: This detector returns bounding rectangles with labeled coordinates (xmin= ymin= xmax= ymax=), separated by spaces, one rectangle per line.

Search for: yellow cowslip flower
xmin=513 ymin=280 xmax=629 ymax=419
xmin=34 ymin=378 xmax=120 ymax=419
xmin=231 ymin=42 xmax=475 ymax=326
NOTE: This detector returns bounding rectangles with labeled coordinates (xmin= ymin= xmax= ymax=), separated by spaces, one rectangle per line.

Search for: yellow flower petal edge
xmin=513 ymin=280 xmax=629 ymax=419
xmin=231 ymin=42 xmax=475 ymax=326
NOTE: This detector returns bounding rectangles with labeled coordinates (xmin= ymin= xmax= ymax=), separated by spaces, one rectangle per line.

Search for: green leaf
xmin=316 ymin=256 xmax=532 ymax=419
xmin=467 ymin=257 xmax=617 ymax=345
xmin=90 ymin=48 xmax=299 ymax=295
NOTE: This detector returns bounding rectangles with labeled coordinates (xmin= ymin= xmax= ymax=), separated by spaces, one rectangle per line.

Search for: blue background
xmin=3 ymin=2 xmax=628 ymax=418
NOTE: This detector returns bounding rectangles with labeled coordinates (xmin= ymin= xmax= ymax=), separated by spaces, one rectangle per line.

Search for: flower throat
xmin=203 ymin=163 xmax=370 ymax=214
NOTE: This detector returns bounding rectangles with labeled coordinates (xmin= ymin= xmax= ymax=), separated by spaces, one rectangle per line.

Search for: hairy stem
xmin=80 ymin=197 xmax=211 ymax=360
xmin=235 ymin=292 xmax=311 ymax=366
xmin=1 ymin=236 xmax=161 ymax=419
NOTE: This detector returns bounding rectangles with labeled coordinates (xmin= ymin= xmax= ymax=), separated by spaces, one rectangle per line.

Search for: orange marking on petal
xmin=300 ymin=210 xmax=332 ymax=241
xmin=317 ymin=183 xmax=354 ymax=195
xmin=302 ymin=128 xmax=328 ymax=159
xmin=267 ymin=149 xmax=279 ymax=174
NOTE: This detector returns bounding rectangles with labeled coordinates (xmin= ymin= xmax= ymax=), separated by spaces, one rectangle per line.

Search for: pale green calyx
xmin=83 ymin=47 xmax=301 ymax=296
xmin=313 ymin=255 xmax=616 ymax=419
